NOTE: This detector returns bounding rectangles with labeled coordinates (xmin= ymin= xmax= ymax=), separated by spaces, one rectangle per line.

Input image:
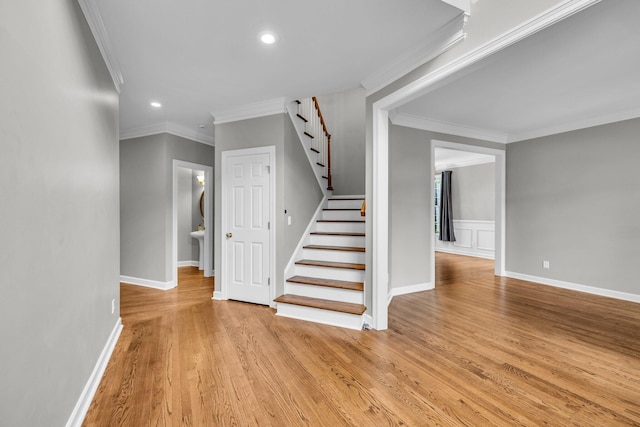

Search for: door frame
xmin=220 ymin=145 xmax=276 ymax=306
xmin=172 ymin=160 xmax=214 ymax=285
xmin=429 ymin=139 xmax=506 ymax=285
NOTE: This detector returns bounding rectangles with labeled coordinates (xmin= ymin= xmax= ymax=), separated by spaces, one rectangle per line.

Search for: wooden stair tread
xmin=310 ymin=147 xmax=320 ymax=153
xmin=323 ymin=208 xmax=360 ymax=211
xmin=328 ymin=198 xmax=365 ymax=201
xmin=310 ymin=231 xmax=365 ymax=236
xmin=296 ymin=259 xmax=365 ymax=270
xmin=286 ymin=275 xmax=364 ymax=291
xmin=317 ymin=219 xmax=365 ymax=223
xmin=303 ymin=245 xmax=365 ymax=252
xmin=304 ymin=131 xmax=314 ymax=138
xmin=274 ymin=294 xmax=366 ymax=315
xmin=297 ymin=114 xmax=308 ymax=122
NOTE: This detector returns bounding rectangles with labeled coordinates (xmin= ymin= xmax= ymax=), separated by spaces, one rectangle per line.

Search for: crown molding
xmin=378 ymin=0 xmax=602 ymax=111
xmin=390 ymin=112 xmax=509 ymax=144
xmin=212 ymin=97 xmax=287 ymax=125
xmin=77 ymin=0 xmax=124 ymax=93
xmin=361 ymin=14 xmax=467 ymax=97
xmin=120 ymin=121 xmax=215 ymax=146
xmin=508 ymin=107 xmax=640 ymax=143
xmin=441 ymin=0 xmax=471 ymax=14
xmin=435 ymin=155 xmax=495 ymax=171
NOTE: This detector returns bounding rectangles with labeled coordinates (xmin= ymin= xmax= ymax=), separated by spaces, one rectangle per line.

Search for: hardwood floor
xmin=83 ymin=257 xmax=640 ymax=426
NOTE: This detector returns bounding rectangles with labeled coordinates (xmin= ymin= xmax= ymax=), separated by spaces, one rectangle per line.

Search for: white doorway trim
xmin=370 ymin=0 xmax=599 ymax=330
xmin=220 ymin=145 xmax=276 ymax=306
xmin=430 ymin=140 xmax=506 ymax=285
xmin=172 ymin=160 xmax=214 ymax=285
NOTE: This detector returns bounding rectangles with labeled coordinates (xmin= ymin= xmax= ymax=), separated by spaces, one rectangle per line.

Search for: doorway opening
xmin=172 ymin=160 xmax=213 ymax=286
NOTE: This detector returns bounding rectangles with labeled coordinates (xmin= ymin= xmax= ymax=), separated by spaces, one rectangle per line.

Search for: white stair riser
xmin=322 ymin=210 xmax=363 ymax=221
xmin=294 ymin=265 xmax=365 ymax=282
xmin=302 ymin=248 xmax=365 ymax=264
xmin=315 ymin=222 xmax=365 ymax=233
xmin=327 ymin=199 xmax=365 ymax=209
xmin=284 ymin=283 xmax=363 ymax=304
xmin=276 ymin=303 xmax=364 ymax=330
xmin=309 ymin=234 xmax=365 ymax=247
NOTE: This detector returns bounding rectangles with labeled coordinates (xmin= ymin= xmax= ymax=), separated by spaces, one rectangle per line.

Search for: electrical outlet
xmin=111 ymin=299 xmax=115 ymax=314
xmin=543 ymin=260 xmax=550 ymax=269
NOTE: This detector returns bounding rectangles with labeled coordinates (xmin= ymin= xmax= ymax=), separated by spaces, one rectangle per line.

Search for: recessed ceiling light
xmin=150 ymin=101 xmax=162 ymax=108
xmin=198 ymin=124 xmax=206 ymax=129
xmin=259 ymin=31 xmax=278 ymax=45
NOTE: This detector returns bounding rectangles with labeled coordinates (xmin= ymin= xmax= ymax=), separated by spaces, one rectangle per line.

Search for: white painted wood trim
xmin=361 ymin=14 xmax=466 ymax=96
xmin=389 ymin=282 xmax=434 ymax=303
xmin=177 ymin=261 xmax=199 ymax=267
xmin=212 ymin=97 xmax=287 ymax=125
xmin=77 ymin=0 xmax=123 ymax=93
xmin=390 ymin=112 xmax=509 ymax=144
xmin=212 ymin=291 xmax=224 ymax=300
xmin=65 ymin=318 xmax=122 ymax=427
xmin=120 ymin=122 xmax=214 ymax=146
xmin=371 ymin=108 xmax=390 ymax=331
xmin=435 ymin=247 xmax=494 ymax=260
xmin=220 ymin=146 xmax=277 ymax=306
xmin=283 ymin=196 xmax=327 ymax=281
xmin=275 ymin=304 xmax=364 ymax=330
xmin=371 ymin=0 xmax=600 ymax=334
xmin=505 ymin=271 xmax=640 ymax=304
xmin=120 ymin=275 xmax=176 ymax=290
xmin=173 ymin=160 xmax=214 ymax=298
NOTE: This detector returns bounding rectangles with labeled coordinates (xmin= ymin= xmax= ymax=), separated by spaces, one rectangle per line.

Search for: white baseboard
xmin=66 ymin=318 xmax=123 ymax=427
xmin=177 ymin=260 xmax=199 ymax=267
xmin=435 ymin=247 xmax=494 ymax=260
xmin=505 ymin=271 xmax=640 ymax=304
xmin=387 ymin=282 xmax=434 ymax=305
xmin=120 ymin=275 xmax=176 ymax=291
xmin=362 ymin=313 xmax=373 ymax=329
xmin=212 ymin=290 xmax=224 ymax=300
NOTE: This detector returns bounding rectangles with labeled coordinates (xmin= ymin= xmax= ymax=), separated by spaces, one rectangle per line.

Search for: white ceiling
xmin=434 ymin=148 xmax=494 ymax=170
xmin=395 ymin=0 xmax=640 ymax=143
xmin=95 ymin=0 xmax=463 ymax=144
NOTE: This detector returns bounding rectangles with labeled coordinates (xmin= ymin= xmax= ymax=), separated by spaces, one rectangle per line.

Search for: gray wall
xmin=0 ymin=1 xmax=120 ymax=425
xmin=120 ymin=133 xmax=214 ymax=282
xmin=316 ymin=88 xmax=366 ymax=195
xmin=506 ymin=118 xmax=640 ymax=295
xmin=215 ymin=113 xmax=322 ymax=298
xmin=387 ymin=125 xmax=504 ymax=292
xmin=450 ymin=162 xmax=495 ymax=221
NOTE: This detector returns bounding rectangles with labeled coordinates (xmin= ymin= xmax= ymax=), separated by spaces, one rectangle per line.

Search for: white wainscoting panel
xmin=436 ymin=220 xmax=495 ymax=259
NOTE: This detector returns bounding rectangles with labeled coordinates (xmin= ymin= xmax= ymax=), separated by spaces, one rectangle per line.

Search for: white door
xmin=224 ymin=150 xmax=272 ymax=305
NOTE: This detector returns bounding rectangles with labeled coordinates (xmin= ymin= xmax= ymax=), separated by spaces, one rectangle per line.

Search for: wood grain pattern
xmin=83 ymin=256 xmax=640 ymax=426
xmin=295 ymin=259 xmax=365 ymax=270
xmin=286 ymin=275 xmax=364 ymax=291
xmin=302 ymin=245 xmax=365 ymax=252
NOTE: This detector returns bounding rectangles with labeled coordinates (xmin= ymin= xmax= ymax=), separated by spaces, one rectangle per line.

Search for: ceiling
xmin=95 ymin=0 xmax=463 ymax=144
xmin=434 ymin=148 xmax=494 ymax=170
xmin=395 ymin=0 xmax=640 ymax=143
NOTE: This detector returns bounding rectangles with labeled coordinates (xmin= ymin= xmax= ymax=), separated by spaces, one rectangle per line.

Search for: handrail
xmin=297 ymin=97 xmax=333 ymax=191
xmin=361 ymin=199 xmax=366 ymax=217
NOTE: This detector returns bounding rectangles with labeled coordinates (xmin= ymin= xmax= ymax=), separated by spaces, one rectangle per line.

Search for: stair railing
xmin=297 ymin=97 xmax=333 ymax=191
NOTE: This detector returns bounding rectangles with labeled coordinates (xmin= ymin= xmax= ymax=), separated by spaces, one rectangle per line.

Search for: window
xmin=434 ymin=173 xmax=441 ymax=234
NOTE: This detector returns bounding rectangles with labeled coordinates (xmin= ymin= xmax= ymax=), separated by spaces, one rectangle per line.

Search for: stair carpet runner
xmin=274 ymin=197 xmax=366 ymax=330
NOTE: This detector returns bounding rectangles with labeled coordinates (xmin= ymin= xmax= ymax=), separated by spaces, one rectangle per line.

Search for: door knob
xmin=226 ymin=232 xmax=233 ymax=238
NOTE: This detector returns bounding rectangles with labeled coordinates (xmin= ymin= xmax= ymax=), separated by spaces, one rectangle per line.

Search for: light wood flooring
xmin=83 ymin=254 xmax=640 ymax=426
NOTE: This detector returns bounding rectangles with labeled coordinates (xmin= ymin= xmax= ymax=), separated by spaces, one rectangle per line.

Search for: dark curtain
xmin=439 ymin=170 xmax=456 ymax=242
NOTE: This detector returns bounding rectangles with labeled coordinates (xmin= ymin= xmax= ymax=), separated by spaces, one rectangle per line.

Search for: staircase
xmin=275 ymin=196 xmax=366 ymax=330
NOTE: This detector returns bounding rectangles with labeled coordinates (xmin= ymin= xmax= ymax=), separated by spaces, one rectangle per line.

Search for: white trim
xmin=120 ymin=122 xmax=215 ymax=146
xmin=362 ymin=15 xmax=467 ymax=97
xmin=390 ymin=112 xmax=509 ymax=144
xmin=65 ymin=318 xmax=123 ymax=427
xmin=120 ymin=275 xmax=175 ymax=290
xmin=177 ymin=260 xmax=199 ymax=267
xmin=371 ymin=0 xmax=600 ymax=332
xmin=284 ymin=196 xmax=327 ymax=279
xmin=173 ymin=160 xmax=214 ymax=294
xmin=442 ymin=0 xmax=471 ymax=14
xmin=505 ymin=271 xmax=640 ymax=304
xmin=508 ymin=106 xmax=640 ymax=143
xmin=212 ymin=97 xmax=287 ymax=125
xmin=220 ymin=146 xmax=277 ymax=306
xmin=437 ymin=155 xmax=495 ymax=170
xmin=275 ymin=304 xmax=364 ymax=330
xmin=77 ymin=0 xmax=123 ymax=93
xmin=212 ymin=290 xmax=224 ymax=300
xmin=435 ymin=248 xmax=494 ymax=260
xmin=389 ymin=282 xmax=434 ymax=301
